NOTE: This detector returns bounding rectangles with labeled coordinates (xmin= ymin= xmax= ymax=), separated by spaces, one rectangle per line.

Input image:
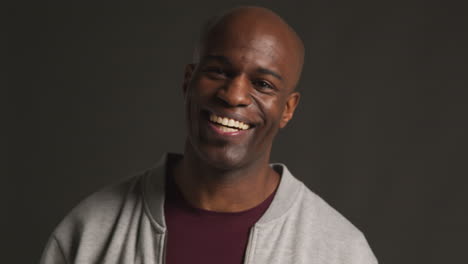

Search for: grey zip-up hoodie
xmin=40 ymin=153 xmax=378 ymax=264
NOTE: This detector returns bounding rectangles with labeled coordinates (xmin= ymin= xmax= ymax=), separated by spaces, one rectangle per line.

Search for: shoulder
xmin=267 ymin=163 xmax=377 ymax=262
xmin=269 ymin=164 xmax=365 ymax=240
xmin=290 ymin=183 xmax=377 ymax=263
xmin=51 ymin=172 xmax=147 ymax=248
xmin=40 ymin=170 xmax=160 ymax=263
xmin=298 ymin=186 xmax=361 ymax=238
xmin=60 ymin=173 xmax=144 ymax=228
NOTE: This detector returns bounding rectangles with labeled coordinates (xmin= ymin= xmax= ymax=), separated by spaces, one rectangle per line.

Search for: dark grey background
xmin=7 ymin=0 xmax=467 ymax=263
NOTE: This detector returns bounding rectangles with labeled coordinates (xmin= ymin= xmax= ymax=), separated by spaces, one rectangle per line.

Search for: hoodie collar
xmin=142 ymin=153 xmax=303 ymax=232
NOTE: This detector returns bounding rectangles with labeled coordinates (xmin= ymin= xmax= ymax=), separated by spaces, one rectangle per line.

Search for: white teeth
xmin=209 ymin=113 xmax=251 ymax=130
xmin=219 ymin=126 xmax=239 ymax=132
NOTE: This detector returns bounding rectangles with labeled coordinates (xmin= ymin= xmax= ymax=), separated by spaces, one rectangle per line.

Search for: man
xmin=41 ymin=6 xmax=377 ymax=264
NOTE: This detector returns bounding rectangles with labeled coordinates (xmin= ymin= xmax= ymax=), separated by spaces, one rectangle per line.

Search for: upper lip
xmin=204 ymin=108 xmax=256 ymax=127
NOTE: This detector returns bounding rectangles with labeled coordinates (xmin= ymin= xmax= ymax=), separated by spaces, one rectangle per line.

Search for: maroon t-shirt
xmin=164 ymin=172 xmax=276 ymax=264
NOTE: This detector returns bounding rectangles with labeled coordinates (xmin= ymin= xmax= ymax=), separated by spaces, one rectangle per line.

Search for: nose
xmin=216 ymin=74 xmax=252 ymax=107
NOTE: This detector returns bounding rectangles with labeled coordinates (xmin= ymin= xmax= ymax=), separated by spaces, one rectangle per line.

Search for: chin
xmin=193 ymin=143 xmax=251 ymax=171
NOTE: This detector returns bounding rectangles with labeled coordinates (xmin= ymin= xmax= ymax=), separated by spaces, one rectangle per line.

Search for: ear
xmin=182 ymin=64 xmax=196 ymax=96
xmin=279 ymin=92 xmax=300 ymax=128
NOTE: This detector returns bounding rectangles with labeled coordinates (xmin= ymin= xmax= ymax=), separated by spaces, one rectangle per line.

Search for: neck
xmin=172 ymin=143 xmax=280 ymax=212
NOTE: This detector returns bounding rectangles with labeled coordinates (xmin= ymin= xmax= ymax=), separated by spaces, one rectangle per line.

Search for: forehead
xmin=206 ymin=33 xmax=283 ymax=62
xmin=201 ymin=27 xmax=298 ymax=85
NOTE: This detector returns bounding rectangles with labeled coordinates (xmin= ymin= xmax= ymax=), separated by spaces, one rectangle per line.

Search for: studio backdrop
xmin=7 ymin=0 xmax=467 ymax=263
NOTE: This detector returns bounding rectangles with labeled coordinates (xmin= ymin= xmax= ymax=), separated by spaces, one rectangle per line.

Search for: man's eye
xmin=203 ymin=67 xmax=225 ymax=76
xmin=253 ymin=80 xmax=273 ymax=90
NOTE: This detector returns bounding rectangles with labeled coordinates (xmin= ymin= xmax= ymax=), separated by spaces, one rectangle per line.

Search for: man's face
xmin=183 ymin=25 xmax=301 ymax=170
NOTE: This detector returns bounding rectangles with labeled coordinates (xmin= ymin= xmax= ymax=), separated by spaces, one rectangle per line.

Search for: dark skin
xmin=173 ymin=7 xmax=304 ymax=212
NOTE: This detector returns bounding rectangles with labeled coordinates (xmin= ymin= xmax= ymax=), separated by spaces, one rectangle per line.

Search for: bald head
xmin=182 ymin=6 xmax=304 ymax=169
xmin=194 ymin=6 xmax=305 ymax=89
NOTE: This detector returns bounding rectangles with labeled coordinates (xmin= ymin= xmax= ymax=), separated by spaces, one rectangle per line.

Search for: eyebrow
xmin=256 ymin=67 xmax=284 ymax=82
xmin=202 ymin=54 xmax=284 ymax=82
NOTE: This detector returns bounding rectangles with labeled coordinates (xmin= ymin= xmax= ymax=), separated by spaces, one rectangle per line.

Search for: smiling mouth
xmin=209 ymin=113 xmax=251 ymax=132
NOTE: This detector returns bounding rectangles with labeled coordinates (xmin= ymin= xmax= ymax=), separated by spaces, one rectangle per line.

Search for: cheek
xmin=190 ymin=77 xmax=220 ymax=103
xmin=186 ymin=78 xmax=210 ymax=109
xmin=184 ymin=86 xmax=202 ymax=133
xmin=185 ymin=78 xmax=218 ymax=129
xmin=256 ymin=96 xmax=286 ymax=127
